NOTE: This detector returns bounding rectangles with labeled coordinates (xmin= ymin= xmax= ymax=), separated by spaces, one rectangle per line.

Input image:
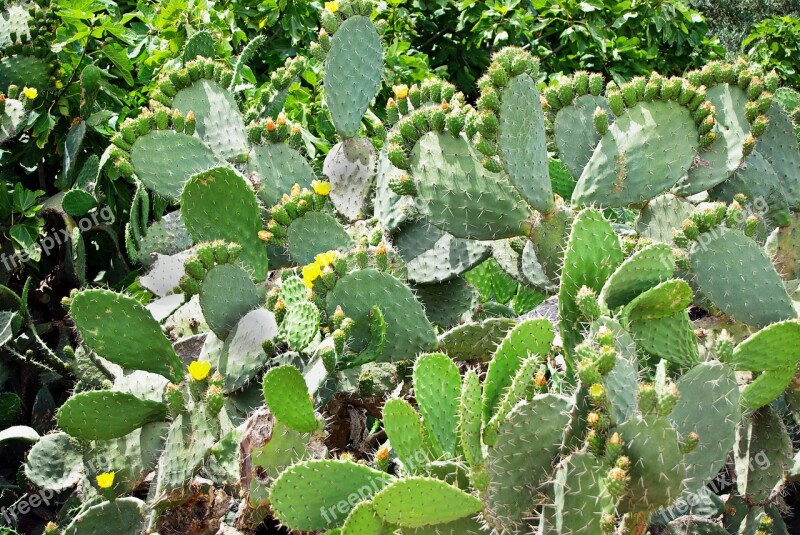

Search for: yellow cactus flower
xmin=22 ymin=87 xmax=37 ymax=100
xmin=311 ymin=180 xmax=332 ymax=196
xmin=314 ymin=251 xmax=337 ymax=268
xmin=302 ymin=262 xmax=322 ymax=288
xmin=258 ymin=229 xmax=273 ymax=242
xmin=96 ymin=472 xmax=115 ymax=489
xmin=393 ymin=84 xmax=409 ymax=100
xmin=324 ymin=1 xmax=340 ymax=13
xmin=188 ymin=360 xmax=211 ymax=381
xmin=55 ymin=80 xmax=63 ymax=89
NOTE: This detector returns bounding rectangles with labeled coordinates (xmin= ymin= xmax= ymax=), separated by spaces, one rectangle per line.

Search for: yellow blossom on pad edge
xmin=314 ymin=251 xmax=337 ymax=267
xmin=96 ymin=472 xmax=115 ymax=489
xmin=325 ymin=1 xmax=339 ymax=13
xmin=302 ymin=263 xmax=322 ymax=288
xmin=393 ymin=84 xmax=409 ymax=100
xmin=22 ymin=87 xmax=37 ymax=100
xmin=311 ymin=180 xmax=331 ymax=196
xmin=188 ymin=360 xmax=211 ymax=381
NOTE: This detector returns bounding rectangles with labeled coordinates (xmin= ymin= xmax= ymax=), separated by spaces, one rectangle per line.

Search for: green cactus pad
xmin=710 ymin=150 xmax=790 ymax=227
xmin=327 ymin=269 xmax=436 ymax=362
xmin=411 ymin=132 xmax=533 ymax=241
xmin=263 ymin=365 xmax=319 ymax=433
xmin=395 ymin=220 xmax=490 ymax=284
xmin=182 ymin=166 xmax=269 ymax=279
xmin=372 ymin=477 xmax=483 ymax=528
xmin=740 ymin=366 xmax=796 ymax=411
xmin=559 ymin=209 xmax=624 ymax=358
xmin=459 ymin=370 xmax=484 ymax=468
xmin=375 ymin=142 xmax=416 ymax=232
xmin=553 ymin=452 xmax=613 ymax=535
xmin=137 ymin=211 xmax=193 ymax=266
xmin=285 ymin=301 xmax=321 ymax=352
xmin=690 ymin=227 xmax=794 ymax=327
xmin=0 ymin=55 xmax=50 ymax=90
xmin=617 ymin=415 xmax=686 ymax=513
xmin=153 ymin=404 xmax=219 ymax=496
xmin=342 ymin=501 xmax=394 ymax=535
xmin=734 ymin=406 xmax=792 ymax=503
xmin=731 ymin=320 xmax=800 ymax=371
xmin=600 ymin=243 xmax=675 ymax=309
xmin=250 ymin=143 xmax=316 ymax=207
xmin=280 ymin=276 xmax=310 ymax=307
xmin=270 ymin=459 xmax=393 ymax=531
xmin=412 ymin=278 xmax=476 ymax=330
xmin=553 ymin=94 xmax=612 ymax=180
xmin=757 ymin=101 xmax=800 ymax=210
xmin=0 ymin=99 xmax=26 ymax=144
xmin=183 ymin=30 xmax=215 ymax=61
xmin=63 ymin=497 xmax=145 ymax=535
xmin=635 ymin=194 xmax=694 ymax=245
xmin=213 ymin=308 xmax=278 ymax=392
xmin=413 ymin=353 xmax=462 ymax=457
xmin=675 ymin=84 xmax=750 ymax=195
xmin=129 ymin=131 xmax=220 ymax=200
xmin=497 ymin=73 xmax=553 ymax=212
xmin=24 ymin=432 xmax=83 ymax=492
xmin=671 ymin=361 xmax=741 ymax=492
xmin=200 ymin=263 xmax=260 ymax=340
xmin=287 ymin=212 xmax=354 ymax=266
xmin=437 ymin=318 xmax=516 ymax=362
xmin=621 ymin=279 xmax=699 ymax=367
xmin=70 ymin=289 xmax=183 ymax=381
xmin=399 ymin=516 xmax=488 ymax=535
xmin=324 ymin=138 xmax=376 ymax=220
xmin=172 ymin=78 xmax=249 ymax=161
xmin=383 ymin=398 xmax=429 ymax=473
xmin=57 ymin=391 xmax=168 ymax=441
xmin=572 ymin=101 xmax=698 ymax=207
xmin=325 ymin=16 xmax=384 ymax=138
xmin=484 ymin=395 xmax=571 ymax=529
xmin=482 ymin=318 xmax=554 ymax=423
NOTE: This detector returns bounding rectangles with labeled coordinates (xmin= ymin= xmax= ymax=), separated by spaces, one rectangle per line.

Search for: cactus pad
xmin=382 ymin=398 xmax=429 ymax=473
xmin=690 ymin=227 xmax=794 ymax=327
xmin=263 ymin=365 xmax=319 ymax=433
xmin=327 ymin=269 xmax=436 ymax=361
xmin=554 ymin=94 xmax=612 ymax=180
xmin=553 ymin=452 xmax=613 ymax=535
xmin=181 ymin=166 xmax=269 ymax=279
xmin=413 ymin=353 xmax=462 ymax=457
xmin=324 ymin=138 xmax=376 ymax=220
xmin=269 ymin=459 xmax=393 ymax=531
xmin=200 ymin=263 xmax=260 ymax=340
xmin=250 ymin=143 xmax=316 ymax=207
xmin=70 ymin=289 xmax=183 ymax=381
xmin=57 ymin=391 xmax=168 ymax=441
xmin=325 ymin=16 xmax=384 ymax=138
xmin=287 ymin=212 xmax=353 ymax=265
xmin=24 ymin=432 xmax=83 ymax=492
xmin=734 ymin=406 xmax=792 ymax=503
xmin=63 ymin=497 xmax=145 ymax=535
xmin=600 ymin=243 xmax=675 ymax=309
xmin=372 ymin=477 xmax=483 ymax=528
xmin=215 ymin=308 xmax=278 ymax=392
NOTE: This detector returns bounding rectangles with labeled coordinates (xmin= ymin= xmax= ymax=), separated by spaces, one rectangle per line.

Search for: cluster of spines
xmin=177 ymin=240 xmax=244 ymax=296
xmin=472 ymin=47 xmax=540 ymax=173
xmin=382 ymin=77 xmax=469 ymax=171
xmin=108 ymin=106 xmax=197 ymax=177
xmin=686 ymin=60 xmax=779 ymax=155
xmin=149 ymin=57 xmax=233 ymax=107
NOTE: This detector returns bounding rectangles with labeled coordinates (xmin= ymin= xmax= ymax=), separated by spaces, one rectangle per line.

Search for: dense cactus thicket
xmin=3 ymin=0 xmax=800 ymax=534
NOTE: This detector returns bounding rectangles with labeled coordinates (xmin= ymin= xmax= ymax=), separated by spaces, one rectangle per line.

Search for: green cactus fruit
xmin=413 ymin=353 xmax=461 ymax=457
xmin=57 ymin=391 xmax=167 ymax=441
xmin=70 ymin=290 xmax=184 ymax=381
xmin=263 ymin=365 xmax=320 ymax=433
xmin=657 ymin=383 xmax=679 ymax=416
xmin=576 ymin=285 xmax=603 ymax=321
xmin=638 ymin=383 xmax=658 ymax=414
xmin=269 ymin=460 xmax=393 ymax=531
xmin=372 ymin=477 xmax=483 ymax=528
